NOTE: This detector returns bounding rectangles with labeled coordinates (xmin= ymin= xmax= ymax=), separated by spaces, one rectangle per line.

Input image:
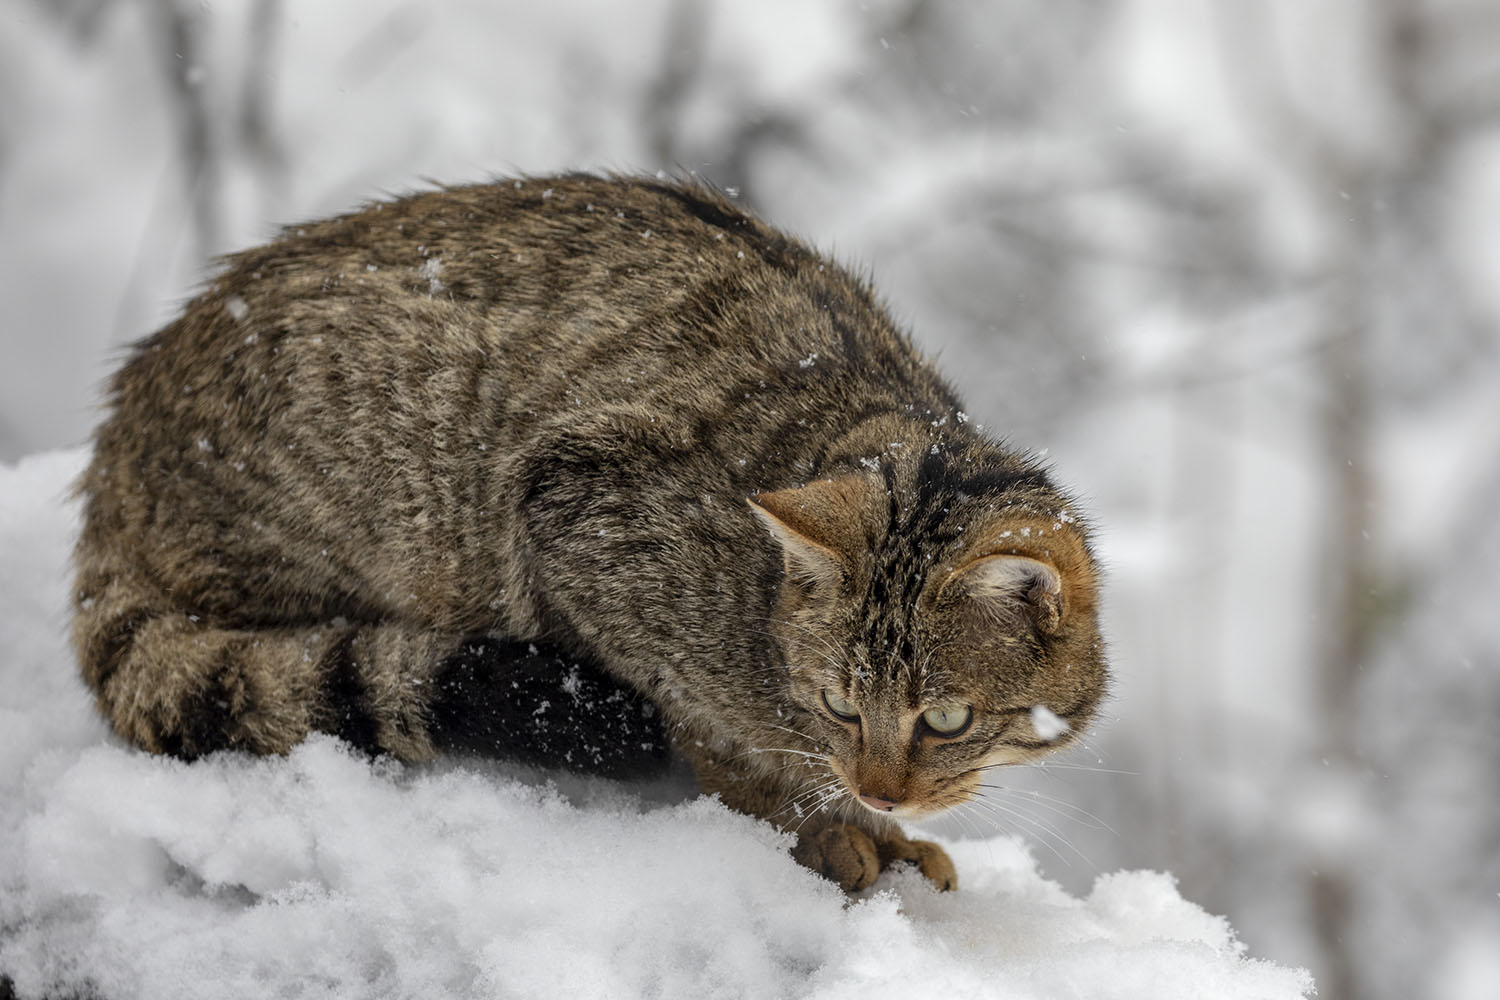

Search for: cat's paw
xmin=876 ymin=835 xmax=958 ymax=892
xmin=792 ymin=824 xmax=881 ymax=891
xmin=905 ymin=839 xmax=958 ymax=892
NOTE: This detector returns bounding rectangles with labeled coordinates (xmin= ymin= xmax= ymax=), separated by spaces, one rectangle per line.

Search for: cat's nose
xmin=857 ymin=793 xmax=899 ymax=812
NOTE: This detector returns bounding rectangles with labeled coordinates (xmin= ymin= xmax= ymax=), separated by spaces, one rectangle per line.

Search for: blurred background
xmin=2 ymin=1 xmax=1497 ymax=997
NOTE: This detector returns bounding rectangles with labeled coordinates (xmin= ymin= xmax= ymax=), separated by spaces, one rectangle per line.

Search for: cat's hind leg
xmin=429 ymin=636 xmax=671 ymax=778
xmin=73 ymin=571 xmax=451 ymax=761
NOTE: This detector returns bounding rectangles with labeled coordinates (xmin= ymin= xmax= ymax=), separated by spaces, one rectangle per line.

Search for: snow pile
xmin=0 ymin=450 xmax=1312 ymax=1000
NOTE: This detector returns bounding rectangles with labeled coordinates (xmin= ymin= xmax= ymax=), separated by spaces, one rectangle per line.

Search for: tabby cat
xmin=72 ymin=174 xmax=1107 ymax=892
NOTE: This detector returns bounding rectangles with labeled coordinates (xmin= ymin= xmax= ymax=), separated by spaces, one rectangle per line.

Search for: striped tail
xmin=72 ymin=571 xmax=669 ymax=775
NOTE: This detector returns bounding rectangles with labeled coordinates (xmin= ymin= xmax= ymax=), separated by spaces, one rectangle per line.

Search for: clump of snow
xmin=420 ymin=255 xmax=446 ymax=296
xmin=1031 ymin=704 xmax=1071 ymax=741
xmin=0 ymin=450 xmax=1311 ymax=1000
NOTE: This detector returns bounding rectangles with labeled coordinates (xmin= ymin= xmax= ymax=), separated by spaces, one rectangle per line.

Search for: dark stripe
xmin=88 ymin=609 xmax=148 ymax=690
xmin=320 ymin=630 xmax=382 ymax=755
xmin=641 ymin=181 xmax=804 ymax=270
xmin=917 ymin=444 xmax=1052 ymax=502
xmin=158 ymin=640 xmax=239 ymax=760
xmin=826 ymin=308 xmax=871 ymax=376
xmin=643 ymin=181 xmax=751 ymax=234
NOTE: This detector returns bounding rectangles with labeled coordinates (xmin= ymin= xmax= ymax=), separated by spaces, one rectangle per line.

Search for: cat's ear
xmin=945 ymin=555 xmax=1064 ymax=633
xmin=747 ymin=476 xmax=878 ymax=591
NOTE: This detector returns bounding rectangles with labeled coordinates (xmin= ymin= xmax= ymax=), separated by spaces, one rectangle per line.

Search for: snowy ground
xmin=0 ymin=450 xmax=1312 ymax=1000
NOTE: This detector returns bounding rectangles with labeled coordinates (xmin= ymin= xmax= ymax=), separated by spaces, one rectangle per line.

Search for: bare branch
xmin=151 ymin=0 xmax=222 ymax=260
xmin=643 ymin=0 xmax=710 ymax=169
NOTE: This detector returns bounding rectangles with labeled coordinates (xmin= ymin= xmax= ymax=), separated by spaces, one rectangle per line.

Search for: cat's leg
xmin=789 ymin=824 xmax=882 ymax=891
xmin=790 ymin=823 xmax=957 ymax=892
xmin=429 ymin=636 xmax=670 ymax=777
xmin=871 ymin=828 xmax=958 ymax=891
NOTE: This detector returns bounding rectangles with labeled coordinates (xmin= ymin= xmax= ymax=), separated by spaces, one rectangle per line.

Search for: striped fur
xmin=73 ymin=174 xmax=1108 ymax=890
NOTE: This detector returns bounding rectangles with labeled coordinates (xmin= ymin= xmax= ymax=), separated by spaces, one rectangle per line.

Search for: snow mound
xmin=0 ymin=450 xmax=1312 ymax=1000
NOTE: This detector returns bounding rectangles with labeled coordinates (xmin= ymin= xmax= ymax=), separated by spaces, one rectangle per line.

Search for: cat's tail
xmin=72 ymin=564 xmax=447 ymax=760
xmin=71 ymin=569 xmax=670 ymax=775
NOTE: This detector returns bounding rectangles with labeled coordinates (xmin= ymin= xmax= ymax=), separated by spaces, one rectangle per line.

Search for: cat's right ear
xmin=944 ymin=554 xmax=1065 ymax=633
xmin=746 ymin=476 xmax=876 ymax=592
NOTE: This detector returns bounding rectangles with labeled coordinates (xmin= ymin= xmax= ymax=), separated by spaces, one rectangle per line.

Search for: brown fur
xmin=73 ymin=173 xmax=1108 ymax=891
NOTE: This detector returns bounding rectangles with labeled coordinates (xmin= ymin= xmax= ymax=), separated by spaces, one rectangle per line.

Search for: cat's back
xmin=81 ymin=175 xmax=953 ymax=629
xmin=104 ymin=175 xmax=931 ymax=453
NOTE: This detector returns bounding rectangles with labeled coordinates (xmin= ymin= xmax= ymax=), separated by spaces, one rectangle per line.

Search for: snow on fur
xmin=0 ymin=450 xmax=1311 ymax=999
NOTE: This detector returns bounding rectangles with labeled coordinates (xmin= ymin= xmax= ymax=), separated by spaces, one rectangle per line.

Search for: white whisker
xmin=965 ymin=793 xmax=1095 ymax=870
xmin=978 ymin=783 xmax=1118 ymax=835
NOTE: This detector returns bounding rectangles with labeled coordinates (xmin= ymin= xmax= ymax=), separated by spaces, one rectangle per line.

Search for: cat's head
xmin=748 ymin=466 xmax=1106 ymax=820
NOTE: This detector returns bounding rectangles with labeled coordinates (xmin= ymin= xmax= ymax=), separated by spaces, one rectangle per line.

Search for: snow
xmin=0 ymin=450 xmax=1311 ymax=999
xmin=1030 ymin=705 xmax=1070 ymax=741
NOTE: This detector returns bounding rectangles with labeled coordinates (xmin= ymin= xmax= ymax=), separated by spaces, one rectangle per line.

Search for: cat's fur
xmin=72 ymin=174 xmax=1107 ymax=891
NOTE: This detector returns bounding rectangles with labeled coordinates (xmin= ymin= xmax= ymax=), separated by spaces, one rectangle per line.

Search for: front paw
xmin=877 ymin=835 xmax=958 ymax=892
xmin=906 ymin=840 xmax=959 ymax=891
xmin=792 ymin=824 xmax=881 ymax=891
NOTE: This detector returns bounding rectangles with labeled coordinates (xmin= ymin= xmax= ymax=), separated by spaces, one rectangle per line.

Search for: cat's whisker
xmin=1031 ymin=761 xmax=1138 ymax=777
xmin=780 ymin=786 xmax=831 ymax=825
xmin=965 ymin=793 xmax=1096 ymax=870
xmin=766 ymin=723 xmax=834 ymax=753
xmin=724 ymin=748 xmax=834 ymax=783
xmin=953 ymin=798 xmax=1021 ymax=848
xmin=786 ymin=788 xmax=848 ymax=838
xmin=946 ymin=800 xmax=988 ymax=843
xmin=964 ymin=791 xmax=1069 ymax=843
xmin=962 ymin=796 xmax=1078 ymax=869
xmin=946 ymin=802 xmax=1005 ymax=874
xmin=780 ymin=775 xmax=850 ymax=829
xmin=977 ymin=783 xmax=1117 ymax=834
xmin=948 ymin=800 xmax=996 ymax=855
xmin=970 ymin=791 xmax=1082 ymax=846
xmin=792 ymin=779 xmax=852 ymax=833
xmin=1066 ymin=733 xmax=1112 ymax=768
xmin=762 ymin=757 xmax=834 ymax=781
xmin=725 ymin=745 xmax=827 ymax=764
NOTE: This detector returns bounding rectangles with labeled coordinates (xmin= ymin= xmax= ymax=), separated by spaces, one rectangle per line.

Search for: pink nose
xmin=858 ymin=794 xmax=899 ymax=812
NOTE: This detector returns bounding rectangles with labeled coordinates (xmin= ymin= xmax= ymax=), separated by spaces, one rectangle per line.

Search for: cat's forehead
xmin=843 ymin=612 xmax=973 ymax=697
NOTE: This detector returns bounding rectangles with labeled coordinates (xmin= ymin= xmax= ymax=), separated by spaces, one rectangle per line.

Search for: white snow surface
xmin=0 ymin=450 xmax=1312 ymax=1000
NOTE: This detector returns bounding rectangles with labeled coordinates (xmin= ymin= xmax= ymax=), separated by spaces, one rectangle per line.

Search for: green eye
xmin=822 ymin=689 xmax=860 ymax=722
xmin=922 ymin=704 xmax=973 ymax=737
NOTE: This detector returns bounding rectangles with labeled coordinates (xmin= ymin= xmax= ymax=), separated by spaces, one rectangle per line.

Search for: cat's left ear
xmin=746 ymin=475 xmax=880 ymax=591
xmin=944 ymin=555 xmax=1065 ymax=633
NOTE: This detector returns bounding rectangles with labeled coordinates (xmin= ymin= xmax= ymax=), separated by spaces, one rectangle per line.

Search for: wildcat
xmin=72 ymin=174 xmax=1108 ymax=892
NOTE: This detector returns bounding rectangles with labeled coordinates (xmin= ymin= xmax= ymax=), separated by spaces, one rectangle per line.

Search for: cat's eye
xmin=822 ymin=689 xmax=860 ymax=723
xmin=921 ymin=704 xmax=973 ymax=738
